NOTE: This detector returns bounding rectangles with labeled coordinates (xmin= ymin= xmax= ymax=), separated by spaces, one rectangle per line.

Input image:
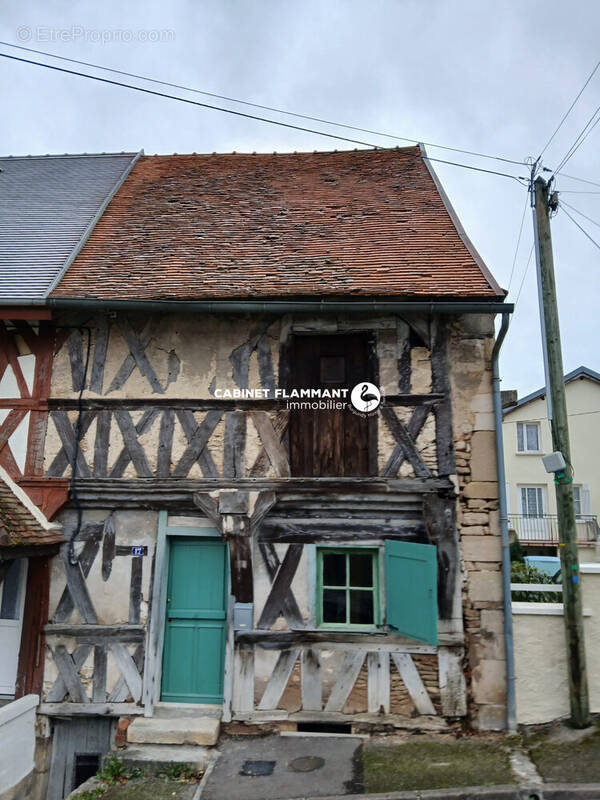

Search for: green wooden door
xmin=161 ymin=537 xmax=228 ymax=703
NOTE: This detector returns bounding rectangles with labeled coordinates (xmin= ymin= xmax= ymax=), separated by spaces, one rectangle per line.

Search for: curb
xmin=315 ymin=784 xmax=600 ymax=800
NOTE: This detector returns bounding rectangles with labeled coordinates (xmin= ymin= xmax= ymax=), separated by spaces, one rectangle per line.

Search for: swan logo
xmin=350 ymin=382 xmax=382 ymax=414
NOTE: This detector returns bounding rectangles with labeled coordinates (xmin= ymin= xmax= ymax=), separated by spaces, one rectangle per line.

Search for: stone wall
xmin=449 ymin=314 xmax=506 ymax=730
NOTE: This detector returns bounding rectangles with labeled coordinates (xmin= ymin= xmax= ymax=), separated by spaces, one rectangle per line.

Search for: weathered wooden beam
xmin=423 ymin=493 xmax=459 ymax=620
xmin=232 ymin=647 xmax=254 ymax=714
xmin=47 ymin=394 xmax=445 ymax=411
xmin=438 ymin=647 xmax=467 ymax=716
xmin=249 ymin=410 xmax=288 ymax=478
xmin=301 ymin=649 xmax=322 ymax=712
xmin=107 ymin=316 xmax=160 ymax=394
xmin=382 ymin=405 xmax=431 ymax=478
xmin=46 ymin=410 xmax=95 ymax=478
xmin=89 ymin=316 xmax=109 ymax=394
xmin=52 ymin=645 xmax=90 ymax=703
xmin=392 ymin=652 xmax=436 ymax=715
xmin=235 ymin=630 xmax=457 ymax=651
xmin=430 ymin=318 xmax=456 ymax=476
xmin=109 ymin=644 xmax=144 ymax=703
xmin=72 ymin=477 xmax=456 ymax=506
xmin=192 ymin=492 xmax=221 ymax=527
xmin=110 ymin=643 xmax=143 ymax=702
xmin=46 ymin=645 xmax=92 ymax=702
xmin=368 ymin=651 xmax=390 ymax=714
xmin=381 ymin=406 xmax=431 ymax=478
xmin=257 ymin=544 xmax=303 ymax=629
xmin=173 ymin=409 xmax=221 ymax=478
xmin=250 ymin=411 xmax=291 ymax=478
xmin=257 ymin=542 xmax=303 ymax=628
xmin=156 ymin=408 xmax=175 ymax=478
xmin=129 ymin=557 xmax=143 ymax=625
xmin=45 ymin=624 xmax=145 ymax=642
xmin=258 ymin=519 xmax=426 ymax=543
xmin=101 ymin=513 xmax=116 ymax=581
xmin=93 ymin=410 xmax=111 ymax=477
xmin=39 ymin=702 xmax=145 ymax=717
xmin=92 ymin=646 xmax=107 ymax=703
xmin=228 ymin=532 xmax=253 ymax=604
xmin=325 ymin=651 xmax=365 ymax=712
xmin=257 ymin=649 xmax=300 ymax=710
xmin=117 ymin=316 xmax=164 ymax=394
xmin=58 ymin=545 xmax=98 ymax=624
xmin=111 ymin=409 xmax=155 ymax=478
xmin=223 ymin=410 xmax=247 ymax=479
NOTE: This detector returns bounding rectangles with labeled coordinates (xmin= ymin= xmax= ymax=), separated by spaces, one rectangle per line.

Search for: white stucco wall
xmin=513 ymin=565 xmax=600 ymax=724
xmin=0 ymin=694 xmax=38 ymax=794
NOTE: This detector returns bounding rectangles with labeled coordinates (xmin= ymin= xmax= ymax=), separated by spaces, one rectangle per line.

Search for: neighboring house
xmin=1 ymin=146 xmax=513 ymax=798
xmin=0 ymin=152 xmax=140 ymax=800
xmin=502 ymin=366 xmax=600 ymax=560
xmin=0 ymin=467 xmax=63 ymax=800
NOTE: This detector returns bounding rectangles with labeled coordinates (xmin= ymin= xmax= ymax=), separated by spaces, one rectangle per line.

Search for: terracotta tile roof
xmin=52 ymin=147 xmax=505 ymax=301
xmin=0 ymin=469 xmax=64 ymax=549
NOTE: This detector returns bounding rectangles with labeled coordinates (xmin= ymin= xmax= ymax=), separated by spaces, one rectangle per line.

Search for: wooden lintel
xmin=235 ymin=629 xmax=461 ymax=650
xmin=46 ymin=393 xmax=445 ymax=411
xmin=73 ymin=477 xmax=455 ymax=496
xmin=44 ymin=624 xmax=145 ymax=643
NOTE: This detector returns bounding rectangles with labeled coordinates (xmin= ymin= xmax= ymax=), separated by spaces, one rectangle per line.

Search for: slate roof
xmin=0 ymin=152 xmax=140 ymax=302
xmin=0 ymin=466 xmax=63 ymax=549
xmin=52 ymin=146 xmax=505 ymax=301
xmin=503 ymin=366 xmax=600 ymax=414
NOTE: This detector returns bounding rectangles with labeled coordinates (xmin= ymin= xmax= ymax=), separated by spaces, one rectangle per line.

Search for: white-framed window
xmin=517 ymin=422 xmax=541 ymax=453
xmin=520 ymin=485 xmax=545 ymax=518
xmin=573 ymin=485 xmax=591 ymax=519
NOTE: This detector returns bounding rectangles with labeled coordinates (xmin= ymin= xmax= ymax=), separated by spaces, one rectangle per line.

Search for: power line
xmin=560 ymin=199 xmax=600 ymax=230
xmin=553 ymin=171 xmax=600 ymax=188
xmin=0 ymin=51 xmax=529 ymax=184
xmin=515 ymin=243 xmax=535 ymax=306
xmin=538 ymin=58 xmax=600 ymax=158
xmin=0 ymin=39 xmax=526 ymax=167
xmin=0 ymin=51 xmax=379 ymax=149
xmin=508 ymin=194 xmax=530 ymax=292
xmin=559 ymin=190 xmax=600 ymax=195
xmin=561 ymin=206 xmax=600 ymax=252
xmin=553 ymin=103 xmax=600 ymax=175
xmin=421 ymin=155 xmax=527 ymax=184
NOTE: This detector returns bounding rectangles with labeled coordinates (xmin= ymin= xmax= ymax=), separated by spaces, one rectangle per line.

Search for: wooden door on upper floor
xmin=288 ymin=334 xmax=376 ymax=477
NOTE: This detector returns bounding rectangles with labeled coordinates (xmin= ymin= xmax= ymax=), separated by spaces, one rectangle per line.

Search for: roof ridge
xmin=0 ymin=152 xmax=139 ymax=161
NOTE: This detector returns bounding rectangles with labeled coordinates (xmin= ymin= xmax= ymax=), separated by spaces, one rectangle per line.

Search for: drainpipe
xmin=491 ymin=312 xmax=517 ymax=733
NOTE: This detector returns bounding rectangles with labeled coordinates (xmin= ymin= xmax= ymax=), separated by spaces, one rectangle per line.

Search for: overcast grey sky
xmin=1 ymin=0 xmax=598 ymax=398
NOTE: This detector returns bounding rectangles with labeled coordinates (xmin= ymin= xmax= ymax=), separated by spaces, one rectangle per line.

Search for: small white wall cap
xmin=542 ymin=451 xmax=567 ymax=473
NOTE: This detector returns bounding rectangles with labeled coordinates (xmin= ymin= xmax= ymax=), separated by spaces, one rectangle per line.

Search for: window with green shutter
xmin=316 ymin=547 xmax=380 ymax=630
xmin=315 ymin=542 xmax=438 ymax=645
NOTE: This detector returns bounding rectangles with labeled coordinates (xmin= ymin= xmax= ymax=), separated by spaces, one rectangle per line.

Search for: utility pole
xmin=531 ymin=174 xmax=590 ymax=728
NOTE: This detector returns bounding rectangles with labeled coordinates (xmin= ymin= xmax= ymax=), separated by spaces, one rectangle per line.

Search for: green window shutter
xmin=385 ymin=540 xmax=438 ymax=646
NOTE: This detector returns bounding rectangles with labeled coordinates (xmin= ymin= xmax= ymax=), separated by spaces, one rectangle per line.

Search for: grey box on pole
xmin=542 ymin=451 xmax=567 ymax=473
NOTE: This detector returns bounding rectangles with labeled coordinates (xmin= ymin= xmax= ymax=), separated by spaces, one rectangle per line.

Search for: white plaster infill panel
xmin=0 ymin=694 xmax=38 ymax=793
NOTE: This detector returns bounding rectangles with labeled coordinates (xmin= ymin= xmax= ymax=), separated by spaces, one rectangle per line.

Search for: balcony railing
xmin=508 ymin=514 xmax=599 ymax=543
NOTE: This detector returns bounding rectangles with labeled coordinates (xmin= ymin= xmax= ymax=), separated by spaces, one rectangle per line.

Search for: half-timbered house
xmin=1 ymin=146 xmax=513 ymax=798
